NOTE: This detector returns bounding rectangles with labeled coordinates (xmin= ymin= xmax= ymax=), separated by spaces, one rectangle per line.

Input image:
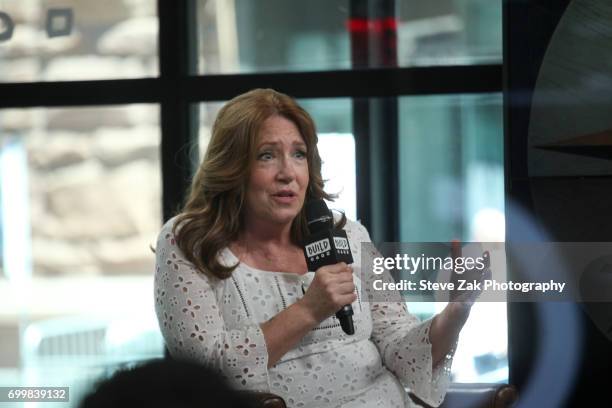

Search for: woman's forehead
xmin=257 ymin=116 xmax=305 ymax=145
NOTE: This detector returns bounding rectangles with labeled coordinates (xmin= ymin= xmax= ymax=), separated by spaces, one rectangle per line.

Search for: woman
xmin=154 ymin=88 xmax=473 ymax=407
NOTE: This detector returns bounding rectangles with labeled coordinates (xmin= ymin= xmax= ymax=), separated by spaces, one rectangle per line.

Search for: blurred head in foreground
xmin=79 ymin=359 xmax=253 ymax=408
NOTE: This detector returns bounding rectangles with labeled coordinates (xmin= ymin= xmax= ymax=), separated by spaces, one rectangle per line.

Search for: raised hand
xmin=449 ymin=240 xmax=491 ymax=308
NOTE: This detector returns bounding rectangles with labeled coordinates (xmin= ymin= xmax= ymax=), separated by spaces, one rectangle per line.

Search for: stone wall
xmin=3 ymin=106 xmax=161 ymax=277
xmin=1 ymin=1 xmax=162 ymax=277
xmin=0 ymin=0 xmax=157 ymax=81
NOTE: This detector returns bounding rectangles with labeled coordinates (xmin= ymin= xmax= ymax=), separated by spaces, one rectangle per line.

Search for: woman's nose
xmin=276 ymin=154 xmax=295 ymax=181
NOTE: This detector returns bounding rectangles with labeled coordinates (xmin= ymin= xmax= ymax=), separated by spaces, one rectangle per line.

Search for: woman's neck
xmin=230 ymin=222 xmax=306 ymax=274
xmin=228 ymin=212 xmax=307 ymax=272
xmin=240 ymin=217 xmax=294 ymax=246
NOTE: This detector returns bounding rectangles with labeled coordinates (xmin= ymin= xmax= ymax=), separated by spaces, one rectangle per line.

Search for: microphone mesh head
xmin=305 ymin=199 xmax=333 ymax=233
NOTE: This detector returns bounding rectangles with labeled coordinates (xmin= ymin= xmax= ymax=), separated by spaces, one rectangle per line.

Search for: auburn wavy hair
xmin=173 ymin=88 xmax=346 ymax=279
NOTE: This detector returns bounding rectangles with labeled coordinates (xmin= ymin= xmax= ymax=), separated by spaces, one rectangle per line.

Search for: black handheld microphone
xmin=303 ymin=199 xmax=355 ymax=335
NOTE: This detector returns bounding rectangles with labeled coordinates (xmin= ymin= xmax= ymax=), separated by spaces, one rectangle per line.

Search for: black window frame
xmin=0 ymin=0 xmax=506 ymax=378
xmin=0 ymin=0 xmax=502 ymax=234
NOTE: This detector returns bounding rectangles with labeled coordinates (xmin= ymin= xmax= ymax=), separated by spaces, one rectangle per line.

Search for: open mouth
xmin=273 ymin=191 xmax=296 ymax=198
xmin=272 ymin=191 xmax=297 ymax=202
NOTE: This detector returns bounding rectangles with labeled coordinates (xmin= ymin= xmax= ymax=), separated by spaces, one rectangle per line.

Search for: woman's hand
xmin=260 ymin=263 xmax=355 ymax=368
xmin=449 ymin=241 xmax=491 ymax=309
xmin=430 ymin=243 xmax=491 ymax=367
xmin=299 ymin=262 xmax=357 ymax=323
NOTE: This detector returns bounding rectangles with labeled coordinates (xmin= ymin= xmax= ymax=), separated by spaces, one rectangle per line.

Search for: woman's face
xmin=243 ymin=115 xmax=309 ymax=228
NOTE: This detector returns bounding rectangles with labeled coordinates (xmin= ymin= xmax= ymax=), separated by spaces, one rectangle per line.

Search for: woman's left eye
xmin=294 ymin=150 xmax=307 ymax=159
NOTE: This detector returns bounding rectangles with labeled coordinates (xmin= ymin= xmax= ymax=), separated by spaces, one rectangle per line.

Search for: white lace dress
xmin=154 ymin=217 xmax=454 ymax=408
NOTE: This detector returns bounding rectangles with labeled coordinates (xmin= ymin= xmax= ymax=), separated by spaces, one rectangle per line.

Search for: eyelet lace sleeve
xmin=154 ymin=220 xmax=270 ymax=391
xmin=350 ymin=221 xmax=454 ymax=407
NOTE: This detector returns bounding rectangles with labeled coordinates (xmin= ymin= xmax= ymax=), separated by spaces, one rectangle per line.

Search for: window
xmin=0 ymin=0 xmax=504 ymax=404
xmin=0 ymin=0 xmax=158 ymax=82
xmin=0 ymin=105 xmax=162 ymax=402
xmin=399 ymin=93 xmax=503 ymax=243
xmin=195 ymin=0 xmax=501 ymax=74
xmin=398 ymin=93 xmax=507 ymax=382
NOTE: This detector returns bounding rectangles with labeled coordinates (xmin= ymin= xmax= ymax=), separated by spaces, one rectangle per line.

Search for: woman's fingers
xmin=302 ymin=262 xmax=356 ymax=320
xmin=451 ymin=239 xmax=461 ymax=260
xmin=317 ymin=263 xmax=353 ymax=284
xmin=336 ymin=281 xmax=356 ymax=295
xmin=319 ymin=262 xmax=351 ymax=275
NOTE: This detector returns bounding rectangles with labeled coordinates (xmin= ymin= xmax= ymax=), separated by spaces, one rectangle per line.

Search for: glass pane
xmin=198 ymin=98 xmax=356 ymax=219
xmin=0 ymin=104 xmax=163 ymax=405
xmin=0 ymin=0 xmax=158 ymax=82
xmin=196 ymin=0 xmax=350 ymax=74
xmin=399 ymin=93 xmax=507 ymax=382
xmin=195 ymin=0 xmax=501 ymax=74
xmin=398 ymin=0 xmax=502 ymax=66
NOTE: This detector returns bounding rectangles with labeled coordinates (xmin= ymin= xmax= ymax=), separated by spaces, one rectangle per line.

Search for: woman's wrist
xmin=444 ymin=301 xmax=472 ymax=327
xmin=429 ymin=302 xmax=471 ymax=366
xmin=293 ymin=298 xmax=321 ymax=328
xmin=431 ymin=302 xmax=471 ymax=339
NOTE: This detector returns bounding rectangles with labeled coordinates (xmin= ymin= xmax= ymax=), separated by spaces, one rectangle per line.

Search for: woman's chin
xmin=269 ymin=209 xmax=300 ymax=225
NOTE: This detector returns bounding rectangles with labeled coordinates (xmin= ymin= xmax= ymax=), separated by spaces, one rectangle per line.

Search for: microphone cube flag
xmin=303 ymin=229 xmax=354 ymax=271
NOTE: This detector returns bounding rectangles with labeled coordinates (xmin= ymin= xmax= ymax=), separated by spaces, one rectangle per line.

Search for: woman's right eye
xmin=258 ymin=151 xmax=273 ymax=160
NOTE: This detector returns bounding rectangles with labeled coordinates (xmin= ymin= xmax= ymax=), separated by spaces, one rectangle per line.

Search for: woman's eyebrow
xmin=257 ymin=140 xmax=307 ymax=149
xmin=257 ymin=141 xmax=279 ymax=149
